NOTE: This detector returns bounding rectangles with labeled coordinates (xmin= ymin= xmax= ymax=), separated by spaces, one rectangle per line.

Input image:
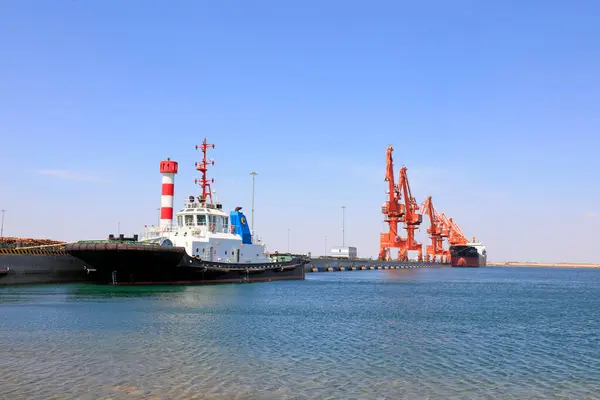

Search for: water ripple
xmin=0 ymin=268 xmax=599 ymax=399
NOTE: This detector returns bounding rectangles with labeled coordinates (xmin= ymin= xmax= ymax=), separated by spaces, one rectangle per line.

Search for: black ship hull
xmin=449 ymin=245 xmax=486 ymax=268
xmin=0 ymin=249 xmax=89 ymax=286
xmin=65 ymin=242 xmax=306 ymax=285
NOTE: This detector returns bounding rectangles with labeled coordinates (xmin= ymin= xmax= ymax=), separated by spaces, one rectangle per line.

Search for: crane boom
xmin=440 ymin=213 xmax=468 ymax=246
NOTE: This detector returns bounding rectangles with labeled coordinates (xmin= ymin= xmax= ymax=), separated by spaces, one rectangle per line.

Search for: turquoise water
xmin=1 ymin=267 xmax=599 ymax=399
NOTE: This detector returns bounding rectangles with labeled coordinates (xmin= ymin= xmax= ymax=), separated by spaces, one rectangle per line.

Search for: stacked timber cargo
xmin=0 ymin=237 xmax=66 ymax=249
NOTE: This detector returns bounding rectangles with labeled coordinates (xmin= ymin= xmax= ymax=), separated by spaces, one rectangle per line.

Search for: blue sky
xmin=1 ymin=0 xmax=598 ymax=263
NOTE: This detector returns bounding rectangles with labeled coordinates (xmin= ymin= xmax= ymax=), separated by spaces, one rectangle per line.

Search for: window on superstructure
xmin=177 ymin=216 xmax=183 ymax=227
xmin=221 ymin=216 xmax=228 ymax=232
xmin=197 ymin=214 xmax=206 ymax=226
xmin=185 ymin=215 xmax=194 ymax=226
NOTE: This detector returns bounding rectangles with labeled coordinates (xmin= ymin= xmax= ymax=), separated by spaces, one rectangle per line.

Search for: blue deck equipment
xmin=230 ymin=209 xmax=252 ymax=244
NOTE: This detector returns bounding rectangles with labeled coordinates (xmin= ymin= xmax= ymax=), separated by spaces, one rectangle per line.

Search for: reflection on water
xmin=1 ymin=267 xmax=599 ymax=399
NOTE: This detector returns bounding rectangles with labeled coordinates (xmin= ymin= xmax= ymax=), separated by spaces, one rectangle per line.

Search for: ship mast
xmin=194 ymin=138 xmax=215 ymax=205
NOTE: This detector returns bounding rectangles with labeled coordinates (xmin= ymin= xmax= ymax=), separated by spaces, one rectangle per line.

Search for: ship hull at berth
xmin=64 ymin=242 xmax=306 ymax=285
xmin=449 ymin=245 xmax=487 ymax=268
xmin=0 ymin=251 xmax=89 ymax=286
xmin=450 ymin=256 xmax=485 ymax=268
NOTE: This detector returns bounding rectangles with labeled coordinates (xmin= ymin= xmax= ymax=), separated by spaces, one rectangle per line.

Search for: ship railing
xmin=143 ymin=226 xmax=179 ymax=239
xmin=145 ymin=226 xmax=177 ymax=234
xmin=145 ymin=222 xmax=232 ymax=238
xmin=143 ymin=226 xmax=211 ymax=239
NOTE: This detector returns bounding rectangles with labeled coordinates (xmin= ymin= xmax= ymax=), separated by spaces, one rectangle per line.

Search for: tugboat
xmin=65 ymin=139 xmax=308 ymax=285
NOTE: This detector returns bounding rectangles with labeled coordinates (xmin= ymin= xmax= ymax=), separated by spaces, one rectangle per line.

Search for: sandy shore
xmin=489 ymin=262 xmax=600 ymax=269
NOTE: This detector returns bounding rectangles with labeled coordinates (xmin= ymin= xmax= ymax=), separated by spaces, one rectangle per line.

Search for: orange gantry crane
xmin=397 ymin=166 xmax=423 ymax=261
xmin=379 ymin=146 xmax=423 ymax=261
xmin=419 ymin=196 xmax=446 ymax=263
xmin=377 ymin=143 xmax=475 ymax=263
xmin=438 ymin=214 xmax=451 ymax=263
xmin=379 ymin=146 xmax=405 ymax=260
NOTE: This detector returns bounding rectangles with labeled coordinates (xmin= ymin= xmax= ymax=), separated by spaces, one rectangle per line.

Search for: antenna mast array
xmin=195 ymin=138 xmax=215 ymax=204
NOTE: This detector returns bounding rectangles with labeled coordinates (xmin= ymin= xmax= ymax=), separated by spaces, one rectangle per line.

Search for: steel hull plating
xmin=0 ymin=253 xmax=88 ymax=285
xmin=65 ymin=242 xmax=187 ymax=273
xmin=450 ymin=255 xmax=486 ymax=267
xmin=65 ymin=243 xmax=306 ymax=285
xmin=100 ymin=262 xmax=305 ymax=285
xmin=449 ymin=245 xmax=486 ymax=268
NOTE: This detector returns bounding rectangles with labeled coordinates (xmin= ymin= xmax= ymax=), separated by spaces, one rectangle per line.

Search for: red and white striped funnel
xmin=159 ymin=158 xmax=178 ymax=229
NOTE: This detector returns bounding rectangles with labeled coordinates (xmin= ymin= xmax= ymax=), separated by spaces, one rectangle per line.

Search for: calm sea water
xmin=1 ymin=267 xmax=599 ymax=400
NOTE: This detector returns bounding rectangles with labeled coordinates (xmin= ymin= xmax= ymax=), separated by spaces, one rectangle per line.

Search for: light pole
xmin=157 ymin=208 xmax=160 ymax=226
xmin=250 ymin=171 xmax=257 ymax=232
xmin=0 ymin=209 xmax=5 ymax=238
xmin=341 ymin=205 xmax=346 ymax=247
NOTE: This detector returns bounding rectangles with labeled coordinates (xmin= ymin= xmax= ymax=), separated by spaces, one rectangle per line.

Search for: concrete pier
xmin=304 ymin=258 xmax=446 ymax=273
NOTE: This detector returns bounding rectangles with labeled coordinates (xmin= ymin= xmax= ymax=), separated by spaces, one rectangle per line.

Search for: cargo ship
xmin=65 ymin=139 xmax=307 ymax=285
xmin=449 ymin=238 xmax=487 ymax=267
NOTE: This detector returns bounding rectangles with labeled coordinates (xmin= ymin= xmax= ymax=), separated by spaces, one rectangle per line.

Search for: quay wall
xmin=305 ymin=258 xmax=446 ymax=272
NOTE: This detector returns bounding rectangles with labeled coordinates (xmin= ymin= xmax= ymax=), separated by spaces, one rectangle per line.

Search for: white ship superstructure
xmin=142 ymin=138 xmax=271 ymax=264
xmin=143 ymin=198 xmax=270 ymax=263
